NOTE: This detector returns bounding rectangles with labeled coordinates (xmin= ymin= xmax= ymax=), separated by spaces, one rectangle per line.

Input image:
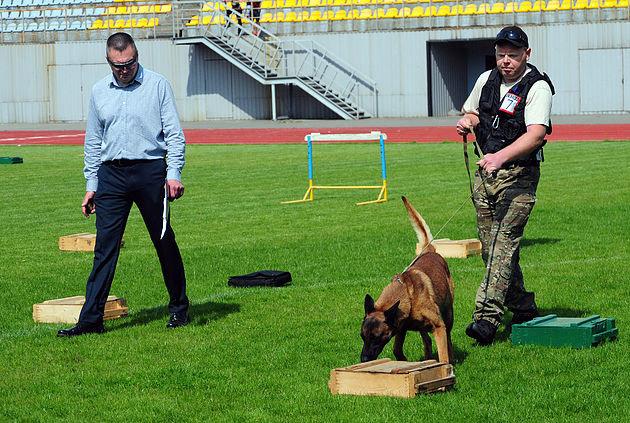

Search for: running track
xmin=1 ymin=124 xmax=629 ymax=145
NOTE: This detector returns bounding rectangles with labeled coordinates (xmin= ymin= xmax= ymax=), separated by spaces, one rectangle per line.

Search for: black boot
xmin=465 ymin=320 xmax=497 ymax=345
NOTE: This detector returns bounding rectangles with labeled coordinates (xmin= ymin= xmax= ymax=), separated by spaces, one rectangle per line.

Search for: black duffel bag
xmin=228 ymin=270 xmax=292 ymax=288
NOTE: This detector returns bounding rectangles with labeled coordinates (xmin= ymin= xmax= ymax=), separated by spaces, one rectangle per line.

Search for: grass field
xmin=0 ymin=141 xmax=628 ymax=422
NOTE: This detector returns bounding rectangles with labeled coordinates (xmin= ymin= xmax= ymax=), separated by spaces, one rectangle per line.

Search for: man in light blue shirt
xmin=58 ymin=32 xmax=190 ymax=337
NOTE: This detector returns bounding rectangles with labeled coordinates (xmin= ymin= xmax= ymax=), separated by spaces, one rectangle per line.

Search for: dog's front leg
xmin=393 ymin=330 xmax=408 ymax=361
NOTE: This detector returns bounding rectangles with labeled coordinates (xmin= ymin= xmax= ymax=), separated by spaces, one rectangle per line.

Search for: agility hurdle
xmin=282 ymin=131 xmax=388 ymax=206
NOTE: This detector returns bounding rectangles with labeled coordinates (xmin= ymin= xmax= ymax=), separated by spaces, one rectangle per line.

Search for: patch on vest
xmin=499 ymin=93 xmax=522 ymax=115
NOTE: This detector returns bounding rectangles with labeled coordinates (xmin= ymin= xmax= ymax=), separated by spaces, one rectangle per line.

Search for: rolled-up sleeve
xmin=159 ymin=80 xmax=185 ymax=181
xmin=84 ymin=92 xmax=103 ymax=192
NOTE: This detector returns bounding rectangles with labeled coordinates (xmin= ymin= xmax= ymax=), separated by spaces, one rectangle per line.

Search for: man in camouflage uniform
xmin=456 ymin=26 xmax=554 ymax=345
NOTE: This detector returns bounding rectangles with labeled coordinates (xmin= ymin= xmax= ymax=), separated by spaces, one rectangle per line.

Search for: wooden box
xmin=58 ymin=233 xmax=124 ymax=252
xmin=416 ymin=238 xmax=482 ymax=258
xmin=511 ymin=314 xmax=618 ymax=348
xmin=328 ymin=358 xmax=455 ymax=398
xmin=33 ymin=295 xmax=128 ymax=323
xmin=59 ymin=233 xmax=97 ymax=252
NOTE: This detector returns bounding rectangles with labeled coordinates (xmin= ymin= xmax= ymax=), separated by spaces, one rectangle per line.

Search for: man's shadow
xmin=521 ymin=238 xmax=561 ymax=247
xmin=111 ymin=300 xmax=240 ymax=330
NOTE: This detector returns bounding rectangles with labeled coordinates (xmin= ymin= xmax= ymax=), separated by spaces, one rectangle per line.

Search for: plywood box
xmin=416 ymin=238 xmax=481 ymax=258
xmin=329 ymin=359 xmax=455 ymax=398
xmin=33 ymin=295 xmax=128 ymax=323
xmin=59 ymin=233 xmax=124 ymax=252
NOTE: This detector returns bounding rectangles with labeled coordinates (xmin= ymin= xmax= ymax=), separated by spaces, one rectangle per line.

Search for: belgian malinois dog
xmin=360 ymin=196 xmax=455 ymax=364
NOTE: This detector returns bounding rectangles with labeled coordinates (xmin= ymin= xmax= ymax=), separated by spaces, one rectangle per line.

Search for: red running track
xmin=1 ymin=124 xmax=629 ymax=145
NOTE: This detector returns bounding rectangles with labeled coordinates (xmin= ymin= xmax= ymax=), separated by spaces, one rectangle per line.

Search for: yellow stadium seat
xmin=559 ymin=0 xmax=571 ymax=8
xmin=261 ymin=11 xmax=274 ymax=22
xmin=573 ymin=0 xmax=587 ymax=8
xmin=324 ymin=10 xmax=335 ymax=19
xmin=544 ymin=0 xmax=559 ymax=9
xmin=476 ymin=3 xmax=491 ymax=13
xmin=359 ymin=8 xmax=374 ymax=18
xmin=114 ymin=19 xmax=126 ymax=28
xmin=449 ymin=4 xmax=463 ymax=14
xmin=424 ymin=5 xmax=437 ymax=15
xmin=399 ymin=6 xmax=411 ymax=16
xmin=135 ymin=17 xmax=149 ymax=28
xmin=137 ymin=5 xmax=151 ymax=13
xmin=489 ymin=2 xmax=505 ymax=13
xmin=309 ymin=0 xmax=324 ymax=5
xmin=332 ymin=9 xmax=348 ymax=19
xmin=285 ymin=11 xmax=298 ymax=21
xmin=307 ymin=10 xmax=322 ymax=20
xmin=601 ymin=0 xmax=617 ymax=7
xmin=616 ymin=0 xmax=628 ymax=6
xmin=517 ymin=1 xmax=532 ymax=11
xmin=186 ymin=15 xmax=199 ymax=26
xmin=89 ymin=19 xmax=104 ymax=29
xmin=504 ymin=1 xmax=517 ymax=11
xmin=587 ymin=0 xmax=600 ymax=7
xmin=284 ymin=0 xmax=297 ymax=6
xmin=531 ymin=0 xmax=544 ymax=10
xmin=411 ymin=5 xmax=423 ymax=16
xmin=436 ymin=4 xmax=449 ymax=15
xmin=462 ymin=3 xmax=477 ymax=14
xmin=275 ymin=11 xmax=285 ymax=21
xmin=261 ymin=0 xmax=274 ymax=8
xmin=384 ymin=6 xmax=399 ymax=17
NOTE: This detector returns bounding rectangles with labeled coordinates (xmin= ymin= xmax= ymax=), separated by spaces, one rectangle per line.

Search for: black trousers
xmin=78 ymin=159 xmax=189 ymax=325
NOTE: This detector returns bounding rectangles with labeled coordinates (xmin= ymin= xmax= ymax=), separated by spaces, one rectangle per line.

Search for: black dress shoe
xmin=57 ymin=323 xmax=105 ymax=337
xmin=465 ymin=320 xmax=497 ymax=345
xmin=166 ymin=313 xmax=189 ymax=329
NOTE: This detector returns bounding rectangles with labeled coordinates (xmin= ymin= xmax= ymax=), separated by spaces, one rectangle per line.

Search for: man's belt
xmin=103 ymin=158 xmax=159 ymax=167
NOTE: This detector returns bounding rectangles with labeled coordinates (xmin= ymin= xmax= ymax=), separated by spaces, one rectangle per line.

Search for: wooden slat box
xmin=59 ymin=233 xmax=124 ymax=252
xmin=416 ymin=238 xmax=481 ymax=258
xmin=511 ymin=314 xmax=618 ymax=348
xmin=329 ymin=358 xmax=455 ymax=398
xmin=33 ymin=295 xmax=128 ymax=324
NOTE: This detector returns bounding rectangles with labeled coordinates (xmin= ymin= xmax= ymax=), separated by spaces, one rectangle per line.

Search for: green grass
xmin=0 ymin=141 xmax=628 ymax=422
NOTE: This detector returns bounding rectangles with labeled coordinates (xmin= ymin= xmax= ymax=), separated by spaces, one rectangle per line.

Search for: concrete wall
xmin=0 ymin=21 xmax=629 ymax=123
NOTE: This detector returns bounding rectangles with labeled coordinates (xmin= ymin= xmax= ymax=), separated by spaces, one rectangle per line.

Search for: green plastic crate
xmin=511 ymin=314 xmax=618 ymax=348
xmin=0 ymin=157 xmax=23 ymax=164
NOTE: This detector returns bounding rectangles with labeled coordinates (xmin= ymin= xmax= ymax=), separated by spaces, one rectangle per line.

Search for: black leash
xmin=463 ymin=134 xmax=474 ymax=195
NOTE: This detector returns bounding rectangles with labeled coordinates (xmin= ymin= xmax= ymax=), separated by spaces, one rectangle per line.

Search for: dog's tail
xmin=402 ymin=196 xmax=436 ymax=254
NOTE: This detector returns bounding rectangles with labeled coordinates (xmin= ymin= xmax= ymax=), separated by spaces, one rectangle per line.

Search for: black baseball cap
xmin=494 ymin=26 xmax=529 ymax=48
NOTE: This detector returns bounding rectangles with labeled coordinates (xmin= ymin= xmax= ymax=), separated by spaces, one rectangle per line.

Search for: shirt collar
xmin=109 ymin=64 xmax=144 ymax=88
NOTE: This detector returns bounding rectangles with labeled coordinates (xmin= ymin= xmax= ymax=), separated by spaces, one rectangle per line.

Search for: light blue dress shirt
xmin=83 ymin=64 xmax=185 ymax=192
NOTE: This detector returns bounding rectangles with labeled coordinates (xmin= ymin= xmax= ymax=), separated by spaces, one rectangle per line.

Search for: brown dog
xmin=360 ymin=196 xmax=455 ymax=364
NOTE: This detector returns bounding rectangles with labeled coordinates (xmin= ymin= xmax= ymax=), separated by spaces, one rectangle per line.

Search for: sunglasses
xmin=107 ymin=57 xmax=137 ymax=70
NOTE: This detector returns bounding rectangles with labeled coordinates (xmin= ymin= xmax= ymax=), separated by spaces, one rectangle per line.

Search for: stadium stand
xmin=0 ymin=0 xmax=628 ymax=41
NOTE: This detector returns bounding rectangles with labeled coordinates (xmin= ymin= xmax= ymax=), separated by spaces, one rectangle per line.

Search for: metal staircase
xmin=171 ymin=1 xmax=377 ymax=120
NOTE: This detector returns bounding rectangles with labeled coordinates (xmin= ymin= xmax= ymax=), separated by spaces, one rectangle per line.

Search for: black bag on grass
xmin=228 ymin=270 xmax=292 ymax=288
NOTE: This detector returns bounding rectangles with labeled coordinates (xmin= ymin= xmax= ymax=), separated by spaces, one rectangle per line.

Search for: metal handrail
xmin=172 ymin=0 xmax=378 ymax=118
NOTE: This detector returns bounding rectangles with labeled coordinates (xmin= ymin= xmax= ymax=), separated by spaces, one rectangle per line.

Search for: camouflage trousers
xmin=471 ymin=164 xmax=540 ymax=327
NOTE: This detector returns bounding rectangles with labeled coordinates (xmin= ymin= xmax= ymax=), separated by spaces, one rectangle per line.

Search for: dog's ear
xmin=384 ymin=301 xmax=400 ymax=324
xmin=364 ymin=294 xmax=375 ymax=315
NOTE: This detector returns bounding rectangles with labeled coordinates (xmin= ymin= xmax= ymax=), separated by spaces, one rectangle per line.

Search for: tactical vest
xmin=474 ymin=64 xmax=555 ymax=164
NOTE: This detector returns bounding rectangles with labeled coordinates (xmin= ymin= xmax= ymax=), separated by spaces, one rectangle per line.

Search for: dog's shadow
xmin=494 ymin=307 xmax=592 ymax=342
xmin=110 ymin=300 xmax=240 ymax=331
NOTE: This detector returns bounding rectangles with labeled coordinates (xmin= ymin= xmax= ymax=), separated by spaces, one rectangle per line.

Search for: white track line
xmin=0 ymin=133 xmax=85 ymax=143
